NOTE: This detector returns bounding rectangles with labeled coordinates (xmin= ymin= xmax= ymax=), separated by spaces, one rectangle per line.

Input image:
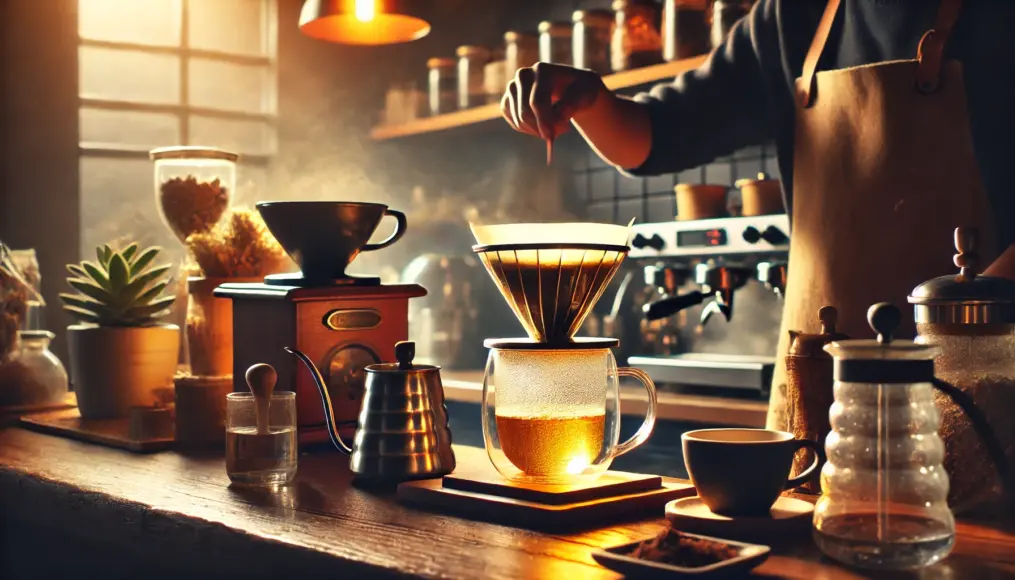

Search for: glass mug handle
xmin=612 ymin=367 xmax=658 ymax=458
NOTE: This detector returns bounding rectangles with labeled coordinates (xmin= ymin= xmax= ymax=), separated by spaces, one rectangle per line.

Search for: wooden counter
xmin=3 ymin=428 xmax=1015 ymax=579
xmin=443 ymin=371 xmax=769 ymax=428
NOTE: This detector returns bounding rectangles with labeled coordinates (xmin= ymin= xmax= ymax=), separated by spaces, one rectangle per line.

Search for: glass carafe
xmin=814 ymin=303 xmax=955 ymax=570
xmin=482 ymin=338 xmax=657 ymax=485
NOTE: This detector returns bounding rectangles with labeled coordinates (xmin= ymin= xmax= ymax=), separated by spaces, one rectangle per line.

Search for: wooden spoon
xmin=245 ymin=363 xmax=277 ymax=435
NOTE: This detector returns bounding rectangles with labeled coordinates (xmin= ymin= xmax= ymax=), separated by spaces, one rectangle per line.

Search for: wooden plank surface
xmin=1 ymin=427 xmax=1014 ymax=579
xmin=369 ymin=55 xmax=709 ymax=141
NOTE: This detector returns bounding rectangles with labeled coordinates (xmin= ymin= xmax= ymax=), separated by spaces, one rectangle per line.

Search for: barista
xmin=501 ymin=0 xmax=1015 ymax=430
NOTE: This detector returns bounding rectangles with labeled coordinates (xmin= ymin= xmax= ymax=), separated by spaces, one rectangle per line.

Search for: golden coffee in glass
xmin=495 ymin=410 xmax=606 ymax=476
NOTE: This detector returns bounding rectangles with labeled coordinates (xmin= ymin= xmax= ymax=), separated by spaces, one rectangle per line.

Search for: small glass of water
xmin=225 ymin=392 xmax=297 ymax=487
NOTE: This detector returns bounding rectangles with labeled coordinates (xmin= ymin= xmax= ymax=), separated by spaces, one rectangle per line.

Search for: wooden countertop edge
xmin=441 ymin=372 xmax=768 ymax=427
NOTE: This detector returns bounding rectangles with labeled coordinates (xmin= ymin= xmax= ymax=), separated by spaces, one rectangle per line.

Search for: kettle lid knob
xmin=867 ymin=302 xmax=901 ymax=345
xmin=954 ymin=226 xmax=979 ymax=281
xmin=818 ymin=305 xmax=838 ymax=334
xmin=395 ymin=341 xmax=415 ymax=370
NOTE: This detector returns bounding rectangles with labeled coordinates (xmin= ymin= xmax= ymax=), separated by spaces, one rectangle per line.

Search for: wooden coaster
xmin=0 ymin=392 xmax=76 ymax=425
xmin=442 ymin=471 xmax=662 ymax=505
xmin=20 ymin=408 xmax=174 ymax=453
xmin=665 ymin=495 xmax=814 ymax=541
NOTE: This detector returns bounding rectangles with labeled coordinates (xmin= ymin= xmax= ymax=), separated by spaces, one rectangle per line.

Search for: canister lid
xmin=908 ymin=227 xmax=1015 ymax=324
xmin=538 ymin=21 xmax=573 ymax=36
xmin=426 ymin=57 xmax=456 ymax=69
xmin=455 ymin=45 xmax=491 ymax=60
xmin=825 ymin=303 xmax=939 ymax=383
xmin=503 ymin=30 xmax=537 ymax=44
xmin=149 ymin=146 xmax=238 ymax=162
xmin=787 ymin=306 xmax=848 ymax=357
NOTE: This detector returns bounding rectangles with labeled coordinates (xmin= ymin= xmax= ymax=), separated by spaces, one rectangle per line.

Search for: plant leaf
xmin=132 ymin=264 xmax=171 ymax=288
xmin=123 ymin=295 xmax=175 ymax=321
xmin=121 ymin=242 xmax=139 ymax=263
xmin=133 ymin=281 xmax=169 ymax=306
xmin=129 ymin=247 xmax=160 ymax=276
xmin=107 ymin=253 xmax=129 ymax=291
xmin=66 ymin=264 xmax=88 ymax=279
xmin=59 ymin=292 xmax=100 ymax=310
xmin=62 ymin=304 xmax=101 ymax=324
xmin=80 ymin=261 xmax=111 ymax=291
xmin=67 ymin=278 xmax=111 ymax=303
xmin=101 ymin=244 xmax=113 ymax=267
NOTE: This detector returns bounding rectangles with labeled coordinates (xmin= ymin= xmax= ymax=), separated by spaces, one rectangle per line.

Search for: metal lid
xmin=825 ymin=303 xmax=940 ymax=384
xmin=538 ymin=21 xmax=573 ymax=36
xmin=908 ymin=227 xmax=1015 ymax=324
xmin=572 ymin=9 xmax=614 ymax=25
xmin=455 ymin=45 xmax=491 ymax=59
xmin=149 ymin=146 xmax=238 ymax=162
xmin=426 ymin=57 xmax=456 ymax=69
xmin=787 ymin=306 xmax=848 ymax=358
xmin=503 ymin=30 xmax=537 ymax=44
xmin=365 ymin=341 xmax=440 ymax=373
xmin=484 ymin=337 xmax=619 ymax=350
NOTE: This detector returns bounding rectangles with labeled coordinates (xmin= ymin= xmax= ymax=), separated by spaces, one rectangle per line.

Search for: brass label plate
xmin=324 ymin=309 xmax=382 ymax=331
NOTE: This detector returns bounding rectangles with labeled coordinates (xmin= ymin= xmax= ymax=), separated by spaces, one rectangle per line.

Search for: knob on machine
xmin=632 ymin=233 xmax=666 ymax=250
xmin=743 ymin=225 xmax=787 ymax=245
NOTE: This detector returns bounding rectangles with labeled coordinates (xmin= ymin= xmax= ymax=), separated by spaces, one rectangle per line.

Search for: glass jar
xmin=456 ymin=45 xmax=490 ymax=109
xmin=709 ymin=0 xmax=754 ymax=50
xmin=909 ymin=227 xmax=1015 ymax=514
xmin=426 ymin=57 xmax=457 ymax=116
xmin=150 ymin=147 xmax=236 ymax=245
xmin=815 ymin=303 xmax=955 ymax=570
xmin=226 ymin=391 xmax=297 ymax=487
xmin=612 ymin=0 xmax=664 ymax=72
xmin=663 ymin=0 xmax=710 ymax=61
xmin=504 ymin=31 xmax=539 ymax=77
xmin=482 ymin=338 xmax=657 ymax=485
xmin=538 ymin=21 xmax=573 ymax=65
xmin=0 ymin=330 xmax=68 ymax=407
xmin=484 ymin=60 xmax=507 ymax=104
xmin=572 ymin=9 xmax=613 ymax=74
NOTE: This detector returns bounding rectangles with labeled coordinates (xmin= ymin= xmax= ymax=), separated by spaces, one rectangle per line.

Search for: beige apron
xmin=767 ymin=0 xmax=997 ymax=431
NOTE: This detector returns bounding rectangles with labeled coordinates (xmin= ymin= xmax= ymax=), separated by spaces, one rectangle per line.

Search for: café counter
xmin=2 ymin=428 xmax=1014 ymax=579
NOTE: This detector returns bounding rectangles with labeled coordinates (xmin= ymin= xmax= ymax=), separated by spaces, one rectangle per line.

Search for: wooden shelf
xmin=370 ymin=54 xmax=709 ymax=141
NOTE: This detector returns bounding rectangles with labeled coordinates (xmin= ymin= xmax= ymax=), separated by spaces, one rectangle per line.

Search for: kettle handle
xmin=285 ymin=347 xmax=353 ymax=455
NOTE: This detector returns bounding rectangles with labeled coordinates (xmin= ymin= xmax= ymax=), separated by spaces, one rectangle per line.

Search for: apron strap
xmin=799 ymin=0 xmax=964 ymax=107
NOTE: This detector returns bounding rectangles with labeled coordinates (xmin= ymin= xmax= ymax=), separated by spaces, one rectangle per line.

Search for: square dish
xmin=592 ymin=529 xmax=770 ymax=578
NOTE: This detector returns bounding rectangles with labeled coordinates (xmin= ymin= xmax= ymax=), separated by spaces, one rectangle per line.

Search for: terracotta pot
xmin=675 ymin=184 xmax=729 ymax=221
xmin=186 ymin=277 xmax=259 ymax=377
xmin=737 ymin=177 xmax=784 ymax=216
xmin=68 ymin=324 xmax=179 ymax=419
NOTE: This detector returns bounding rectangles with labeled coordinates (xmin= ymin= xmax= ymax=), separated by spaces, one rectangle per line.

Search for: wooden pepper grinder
xmin=785 ymin=306 xmax=848 ymax=494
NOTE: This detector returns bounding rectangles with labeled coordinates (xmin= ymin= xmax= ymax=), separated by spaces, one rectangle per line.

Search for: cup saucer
xmin=665 ymin=495 xmax=814 ymax=541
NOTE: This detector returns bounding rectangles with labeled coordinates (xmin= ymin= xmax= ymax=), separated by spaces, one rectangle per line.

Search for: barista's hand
xmin=501 ymin=63 xmax=607 ymax=141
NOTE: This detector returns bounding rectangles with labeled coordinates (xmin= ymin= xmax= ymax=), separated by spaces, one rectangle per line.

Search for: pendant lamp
xmin=299 ymin=0 xmax=431 ymax=45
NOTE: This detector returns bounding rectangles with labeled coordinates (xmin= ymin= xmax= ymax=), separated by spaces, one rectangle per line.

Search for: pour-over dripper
xmin=471 ymin=222 xmax=633 ymax=343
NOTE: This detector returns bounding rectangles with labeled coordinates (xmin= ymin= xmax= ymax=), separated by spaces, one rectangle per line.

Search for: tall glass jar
xmin=572 ymin=9 xmax=613 ymax=74
xmin=663 ymin=0 xmax=710 ymax=61
xmin=456 ymin=45 xmax=491 ymax=109
xmin=427 ymin=57 xmax=457 ymax=116
xmin=814 ymin=303 xmax=954 ymax=570
xmin=150 ymin=147 xmax=236 ymax=245
xmin=612 ymin=0 xmax=664 ymax=71
xmin=538 ymin=21 xmax=573 ymax=65
xmin=909 ymin=227 xmax=1015 ymax=514
xmin=504 ymin=31 xmax=539 ymax=78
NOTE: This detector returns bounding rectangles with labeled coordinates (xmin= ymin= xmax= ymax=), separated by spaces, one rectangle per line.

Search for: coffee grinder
xmin=215 ymin=202 xmax=425 ymax=445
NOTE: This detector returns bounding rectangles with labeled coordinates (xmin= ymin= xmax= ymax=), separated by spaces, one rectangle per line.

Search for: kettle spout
xmin=284 ymin=347 xmax=352 ymax=455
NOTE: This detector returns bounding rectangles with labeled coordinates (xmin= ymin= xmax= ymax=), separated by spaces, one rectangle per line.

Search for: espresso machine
xmin=610 ymin=214 xmax=790 ymax=397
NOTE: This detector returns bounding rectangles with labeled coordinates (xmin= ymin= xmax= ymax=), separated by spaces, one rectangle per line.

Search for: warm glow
xmin=566 ymin=454 xmax=590 ymax=475
xmin=354 ymin=0 xmax=375 ymax=22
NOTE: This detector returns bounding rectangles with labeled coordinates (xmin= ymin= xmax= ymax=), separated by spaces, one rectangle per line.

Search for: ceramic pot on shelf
xmin=186 ymin=276 xmax=260 ymax=377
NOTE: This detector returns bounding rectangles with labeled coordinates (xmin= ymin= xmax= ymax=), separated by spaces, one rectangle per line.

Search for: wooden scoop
xmin=245 ymin=363 xmax=277 ymax=435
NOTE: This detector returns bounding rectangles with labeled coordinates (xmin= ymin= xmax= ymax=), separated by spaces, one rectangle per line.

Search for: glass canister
xmin=538 ymin=21 xmax=573 ymax=65
xmin=663 ymin=0 xmax=710 ymax=61
xmin=482 ymin=338 xmax=657 ymax=485
xmin=572 ymin=9 xmax=613 ymax=74
xmin=427 ymin=57 xmax=457 ymax=116
xmin=150 ymin=146 xmax=236 ymax=245
xmin=0 ymin=330 xmax=68 ymax=407
xmin=456 ymin=45 xmax=491 ymax=109
xmin=815 ymin=303 xmax=954 ymax=570
xmin=909 ymin=227 xmax=1015 ymax=514
xmin=504 ymin=31 xmax=539 ymax=78
xmin=611 ymin=0 xmax=664 ymax=72
xmin=709 ymin=0 xmax=754 ymax=50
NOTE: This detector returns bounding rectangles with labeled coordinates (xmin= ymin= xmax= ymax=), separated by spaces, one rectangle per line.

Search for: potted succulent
xmin=60 ymin=242 xmax=179 ymax=419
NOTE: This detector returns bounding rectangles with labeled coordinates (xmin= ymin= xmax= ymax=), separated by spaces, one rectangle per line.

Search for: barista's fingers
xmin=529 ymin=63 xmax=556 ymax=140
xmin=501 ymin=89 xmax=520 ymax=131
xmin=513 ymin=67 xmax=539 ymax=134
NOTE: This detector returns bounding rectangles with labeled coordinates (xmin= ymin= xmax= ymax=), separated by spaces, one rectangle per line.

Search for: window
xmin=77 ymin=0 xmax=277 ymax=256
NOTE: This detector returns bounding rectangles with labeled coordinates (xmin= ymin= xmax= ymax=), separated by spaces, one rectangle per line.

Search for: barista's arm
xmin=983 ymin=244 xmax=1015 ymax=280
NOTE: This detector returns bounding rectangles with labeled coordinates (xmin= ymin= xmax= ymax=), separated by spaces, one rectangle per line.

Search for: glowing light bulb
xmin=354 ymin=0 xmax=376 ymax=22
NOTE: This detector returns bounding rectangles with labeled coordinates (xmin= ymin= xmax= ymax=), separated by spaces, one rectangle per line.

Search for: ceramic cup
xmin=682 ymin=428 xmax=825 ymax=516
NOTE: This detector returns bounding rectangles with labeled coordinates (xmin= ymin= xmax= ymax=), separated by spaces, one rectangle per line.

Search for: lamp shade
xmin=299 ymin=0 xmax=431 ymax=45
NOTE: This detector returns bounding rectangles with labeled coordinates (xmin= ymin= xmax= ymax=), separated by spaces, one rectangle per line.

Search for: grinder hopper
xmin=471 ymin=222 xmax=633 ymax=343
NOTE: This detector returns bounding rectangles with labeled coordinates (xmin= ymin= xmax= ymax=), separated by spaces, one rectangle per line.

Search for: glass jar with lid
xmin=538 ymin=21 xmax=573 ymax=65
xmin=150 ymin=146 xmax=237 ymax=245
xmin=572 ymin=9 xmax=613 ymax=74
xmin=611 ymin=0 xmax=664 ymax=72
xmin=504 ymin=31 xmax=539 ymax=78
xmin=663 ymin=0 xmax=710 ymax=61
xmin=456 ymin=45 xmax=491 ymax=109
xmin=427 ymin=57 xmax=457 ymax=115
xmin=815 ymin=303 xmax=955 ymax=570
xmin=908 ymin=227 xmax=1015 ymax=514
xmin=0 ymin=330 xmax=68 ymax=407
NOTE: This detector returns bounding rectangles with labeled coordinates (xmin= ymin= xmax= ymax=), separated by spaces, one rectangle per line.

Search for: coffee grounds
xmin=627 ymin=526 xmax=739 ymax=568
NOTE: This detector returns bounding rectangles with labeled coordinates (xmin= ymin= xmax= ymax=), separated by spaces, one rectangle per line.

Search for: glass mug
xmin=482 ymin=339 xmax=658 ymax=485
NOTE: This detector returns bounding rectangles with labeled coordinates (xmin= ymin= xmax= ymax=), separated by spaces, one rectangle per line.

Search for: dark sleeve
xmin=623 ymin=0 xmax=780 ymax=177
